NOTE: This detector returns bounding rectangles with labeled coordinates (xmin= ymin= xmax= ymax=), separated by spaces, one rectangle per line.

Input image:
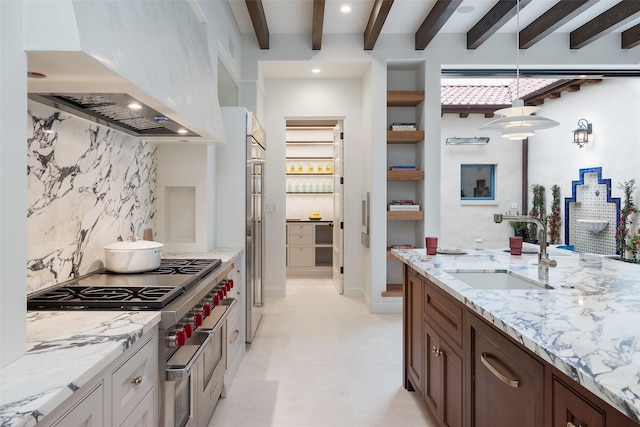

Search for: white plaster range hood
xmin=27 ymin=51 xmax=224 ymax=144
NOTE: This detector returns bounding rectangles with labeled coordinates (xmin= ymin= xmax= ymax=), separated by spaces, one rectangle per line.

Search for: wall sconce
xmin=446 ymin=137 xmax=490 ymax=145
xmin=573 ymin=119 xmax=592 ymax=148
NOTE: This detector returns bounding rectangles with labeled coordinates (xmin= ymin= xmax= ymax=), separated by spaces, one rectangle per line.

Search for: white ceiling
xmin=228 ymin=0 xmax=638 ymax=37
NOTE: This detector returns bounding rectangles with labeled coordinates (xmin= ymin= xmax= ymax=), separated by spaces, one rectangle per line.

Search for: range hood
xmin=27 ymin=52 xmax=223 ymax=143
xmin=29 ymin=92 xmax=200 ymax=138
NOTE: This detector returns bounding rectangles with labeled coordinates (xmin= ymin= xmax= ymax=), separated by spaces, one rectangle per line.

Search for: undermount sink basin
xmin=576 ymin=218 xmax=608 ymax=233
xmin=447 ymin=270 xmax=553 ymax=290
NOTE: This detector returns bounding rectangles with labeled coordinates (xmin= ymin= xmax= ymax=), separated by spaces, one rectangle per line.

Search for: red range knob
xmin=175 ymin=330 xmax=187 ymax=346
xmin=225 ymin=281 xmax=231 ymax=292
xmin=183 ymin=324 xmax=193 ymax=338
xmin=228 ymin=279 xmax=234 ymax=289
xmin=202 ymin=304 xmax=212 ymax=317
xmin=217 ymin=288 xmax=225 ymax=300
xmin=213 ymin=294 xmax=220 ymax=305
xmin=194 ymin=313 xmax=203 ymax=326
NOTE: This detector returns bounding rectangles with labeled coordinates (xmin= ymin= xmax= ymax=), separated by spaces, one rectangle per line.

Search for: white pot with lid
xmin=104 ymin=237 xmax=164 ymax=273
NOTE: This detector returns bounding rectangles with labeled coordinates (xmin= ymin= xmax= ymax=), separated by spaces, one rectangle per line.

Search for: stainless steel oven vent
xmin=28 ymin=92 xmax=200 ymax=138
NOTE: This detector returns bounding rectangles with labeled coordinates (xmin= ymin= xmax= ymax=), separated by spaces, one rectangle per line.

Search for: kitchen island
xmin=393 ymin=245 xmax=640 ymax=425
xmin=0 ymin=248 xmax=240 ymax=427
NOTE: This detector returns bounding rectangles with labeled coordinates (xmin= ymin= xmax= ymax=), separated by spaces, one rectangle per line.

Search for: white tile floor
xmin=209 ymin=275 xmax=435 ymax=427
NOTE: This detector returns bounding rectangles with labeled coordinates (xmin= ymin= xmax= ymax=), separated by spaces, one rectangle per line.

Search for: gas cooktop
xmin=27 ymin=258 xmax=222 ymax=310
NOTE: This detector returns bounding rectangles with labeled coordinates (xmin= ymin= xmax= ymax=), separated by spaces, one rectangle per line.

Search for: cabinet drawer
xmin=226 ymin=303 xmax=243 ymax=371
xmin=424 ymin=279 xmax=463 ymax=347
xmin=288 ymin=233 xmax=313 ymax=245
xmin=288 ymin=247 xmax=314 ymax=267
xmin=52 ymin=382 xmax=104 ymax=427
xmin=120 ymin=388 xmax=155 ymax=427
xmin=111 ymin=335 xmax=157 ymax=427
xmin=552 ymin=377 xmax=604 ymax=427
xmin=288 ymin=223 xmax=314 ymax=235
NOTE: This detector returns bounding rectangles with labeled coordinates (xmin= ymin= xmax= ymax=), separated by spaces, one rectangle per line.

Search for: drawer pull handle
xmin=431 ymin=346 xmax=442 ymax=357
xmin=229 ymin=330 xmax=240 ymax=344
xmin=130 ymin=376 xmax=143 ymax=386
xmin=480 ymin=352 xmax=519 ymax=388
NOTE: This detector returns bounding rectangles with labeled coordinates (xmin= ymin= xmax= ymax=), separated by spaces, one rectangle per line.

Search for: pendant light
xmin=480 ymin=0 xmax=558 ymax=140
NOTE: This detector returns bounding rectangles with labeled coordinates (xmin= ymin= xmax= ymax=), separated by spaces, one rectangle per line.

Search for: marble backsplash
xmin=27 ymin=102 xmax=157 ymax=294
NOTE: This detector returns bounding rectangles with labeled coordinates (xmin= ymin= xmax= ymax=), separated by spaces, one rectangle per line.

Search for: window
xmin=460 ymin=165 xmax=495 ymax=200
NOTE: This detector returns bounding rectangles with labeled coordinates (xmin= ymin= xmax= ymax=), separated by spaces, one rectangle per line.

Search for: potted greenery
xmin=616 ymin=179 xmax=638 ymax=260
xmin=509 ymin=215 xmax=528 ymax=239
xmin=548 ymin=185 xmax=561 ymax=245
xmin=528 ymin=184 xmax=546 ymax=243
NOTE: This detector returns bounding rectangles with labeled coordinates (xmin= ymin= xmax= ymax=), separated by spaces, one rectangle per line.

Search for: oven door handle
xmin=165 ymin=332 xmax=213 ymax=382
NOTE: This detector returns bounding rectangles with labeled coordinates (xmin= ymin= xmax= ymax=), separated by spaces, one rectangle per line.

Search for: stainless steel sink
xmin=447 ymin=270 xmax=553 ymax=290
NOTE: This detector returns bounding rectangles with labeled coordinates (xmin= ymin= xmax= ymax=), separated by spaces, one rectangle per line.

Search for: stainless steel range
xmin=27 ymin=258 xmax=237 ymax=427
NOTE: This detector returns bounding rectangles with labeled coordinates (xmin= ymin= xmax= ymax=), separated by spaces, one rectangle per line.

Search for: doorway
xmin=284 ymin=119 xmax=344 ymax=294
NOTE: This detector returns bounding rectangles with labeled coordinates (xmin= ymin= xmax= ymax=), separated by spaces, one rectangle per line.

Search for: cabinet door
xmin=288 ymin=246 xmax=314 ymax=267
xmin=120 ymin=389 xmax=155 ymax=427
xmin=468 ymin=313 xmax=544 ymax=427
xmin=424 ymin=321 xmax=463 ymax=427
xmin=406 ymin=268 xmax=423 ymax=393
xmin=552 ymin=377 xmax=604 ymax=427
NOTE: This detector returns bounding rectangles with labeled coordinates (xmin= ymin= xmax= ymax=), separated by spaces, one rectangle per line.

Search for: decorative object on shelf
xmin=572 ymin=119 xmax=593 ymax=148
xmin=616 ymin=179 xmax=637 ymax=259
xmin=548 ymin=184 xmax=561 ymax=244
xmin=445 ymin=137 xmax=489 ymax=145
xmin=479 ymin=0 xmax=558 ymax=140
xmin=308 ymin=212 xmax=322 ymax=220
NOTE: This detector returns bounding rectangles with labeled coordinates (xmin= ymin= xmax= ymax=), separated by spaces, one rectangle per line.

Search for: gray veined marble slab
xmin=391 ymin=246 xmax=640 ymax=423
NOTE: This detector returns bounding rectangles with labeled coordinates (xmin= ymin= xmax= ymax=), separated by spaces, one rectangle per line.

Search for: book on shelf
xmin=390 ymin=245 xmax=415 ymax=249
xmin=390 ymin=199 xmax=414 ymax=205
xmin=389 ymin=165 xmax=417 ymax=170
xmin=389 ymin=122 xmax=416 ymax=131
xmin=389 ymin=204 xmax=420 ymax=211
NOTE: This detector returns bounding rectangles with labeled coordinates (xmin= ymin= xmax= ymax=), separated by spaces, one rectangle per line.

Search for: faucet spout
xmin=494 ymin=213 xmax=557 ymax=281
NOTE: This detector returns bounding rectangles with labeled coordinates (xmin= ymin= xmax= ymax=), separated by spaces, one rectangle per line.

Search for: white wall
xmin=440 ymin=115 xmax=523 ymax=249
xmin=263 ymin=78 xmax=366 ymax=298
xmin=1 ymin=0 xmax=28 ymax=367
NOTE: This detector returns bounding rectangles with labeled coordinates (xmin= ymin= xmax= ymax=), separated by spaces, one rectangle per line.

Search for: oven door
xmin=165 ymin=332 xmax=212 ymax=427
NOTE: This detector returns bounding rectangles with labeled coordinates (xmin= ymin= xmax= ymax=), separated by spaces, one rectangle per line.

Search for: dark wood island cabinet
xmin=402 ymin=264 xmax=640 ymax=427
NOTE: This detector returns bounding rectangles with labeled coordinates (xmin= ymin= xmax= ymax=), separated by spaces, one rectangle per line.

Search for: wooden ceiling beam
xmin=622 ymin=22 xmax=640 ymax=48
xmin=246 ymin=0 xmax=270 ymax=49
xmin=364 ymin=0 xmax=394 ymax=50
xmin=466 ymin=0 xmax=532 ymax=50
xmin=571 ymin=0 xmax=640 ymax=49
xmin=415 ymin=0 xmax=463 ymax=50
xmin=519 ymin=0 xmax=598 ymax=49
xmin=312 ymin=0 xmax=325 ymax=50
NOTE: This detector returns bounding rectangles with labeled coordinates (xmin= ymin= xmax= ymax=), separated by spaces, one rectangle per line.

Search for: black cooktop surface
xmin=27 ymin=258 xmax=222 ymax=310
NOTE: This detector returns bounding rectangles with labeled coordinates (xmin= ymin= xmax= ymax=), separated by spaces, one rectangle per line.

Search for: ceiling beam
xmin=466 ymin=0 xmax=532 ymax=50
xmin=519 ymin=0 xmax=598 ymax=49
xmin=246 ymin=0 xmax=270 ymax=50
xmin=312 ymin=0 xmax=325 ymax=50
xmin=622 ymin=22 xmax=640 ymax=48
xmin=364 ymin=0 xmax=394 ymax=50
xmin=415 ymin=0 xmax=463 ymax=50
xmin=570 ymin=0 xmax=640 ymax=49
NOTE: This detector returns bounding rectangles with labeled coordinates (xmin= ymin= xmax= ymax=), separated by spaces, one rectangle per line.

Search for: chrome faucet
xmin=493 ymin=214 xmax=557 ymax=281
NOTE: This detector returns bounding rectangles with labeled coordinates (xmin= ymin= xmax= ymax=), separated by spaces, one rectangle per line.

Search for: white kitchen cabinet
xmin=41 ymin=329 xmax=158 ymax=427
xmin=51 ymin=382 xmax=105 ymax=427
xmin=286 ymin=222 xmax=333 ymax=273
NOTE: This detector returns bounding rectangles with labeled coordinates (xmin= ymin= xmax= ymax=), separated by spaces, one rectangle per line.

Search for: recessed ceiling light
xmin=177 ymin=128 xmax=188 ymax=134
xmin=457 ymin=5 xmax=474 ymax=14
xmin=340 ymin=5 xmax=351 ymax=13
xmin=128 ymin=102 xmax=143 ymax=110
xmin=312 ymin=68 xmax=321 ymax=74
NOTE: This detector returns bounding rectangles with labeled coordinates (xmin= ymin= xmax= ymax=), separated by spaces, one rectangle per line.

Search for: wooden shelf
xmin=387 ymin=170 xmax=424 ymax=181
xmin=387 ymin=210 xmax=424 ymax=221
xmin=387 ymin=91 xmax=425 ymax=107
xmin=387 ymin=130 xmax=424 ymax=143
xmin=382 ymin=283 xmax=403 ymax=297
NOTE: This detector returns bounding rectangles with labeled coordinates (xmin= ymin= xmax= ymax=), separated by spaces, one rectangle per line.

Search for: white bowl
xmin=576 ymin=219 xmax=608 ymax=234
xmin=104 ymin=240 xmax=163 ymax=273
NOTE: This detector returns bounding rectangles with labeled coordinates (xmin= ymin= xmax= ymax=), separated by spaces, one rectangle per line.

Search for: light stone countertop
xmin=391 ymin=245 xmax=640 ymax=423
xmin=0 ymin=248 xmax=241 ymax=427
